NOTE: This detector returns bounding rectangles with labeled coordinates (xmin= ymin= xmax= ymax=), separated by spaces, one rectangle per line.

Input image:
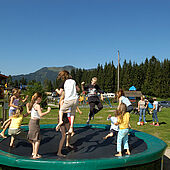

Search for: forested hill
xmin=12 ymin=65 xmax=75 ymax=83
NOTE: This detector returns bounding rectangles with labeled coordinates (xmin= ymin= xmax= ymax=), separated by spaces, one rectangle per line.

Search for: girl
xmin=0 ymin=88 xmax=28 ymax=138
xmin=150 ymin=97 xmax=159 ymax=126
xmin=103 ymin=112 xmax=119 ymax=140
xmin=27 ymin=92 xmax=51 ymax=159
xmin=117 ymin=89 xmax=133 ymax=113
xmin=115 ymin=103 xmax=130 ymax=157
xmin=57 ymin=91 xmax=73 ymax=157
xmin=8 ymin=106 xmax=29 ymax=147
xmin=55 ymin=70 xmax=80 ymax=135
xmin=138 ymin=95 xmax=147 ymax=124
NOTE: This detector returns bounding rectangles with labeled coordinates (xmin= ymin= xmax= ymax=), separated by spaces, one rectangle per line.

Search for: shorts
xmin=60 ymin=98 xmax=78 ymax=116
xmin=110 ymin=129 xmax=118 ymax=136
xmin=8 ymin=128 xmax=27 ymax=140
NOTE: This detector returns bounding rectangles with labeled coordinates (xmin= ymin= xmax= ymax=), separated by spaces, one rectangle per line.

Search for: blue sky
xmin=0 ymin=0 xmax=170 ymax=76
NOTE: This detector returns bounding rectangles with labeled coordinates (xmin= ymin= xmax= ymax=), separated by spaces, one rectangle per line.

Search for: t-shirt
xmin=117 ymin=112 xmax=130 ymax=130
xmin=59 ymin=79 xmax=78 ymax=101
xmin=84 ymin=84 xmax=103 ymax=103
xmin=138 ymin=100 xmax=146 ymax=109
xmin=9 ymin=115 xmax=23 ymax=129
xmin=153 ymin=101 xmax=158 ymax=111
xmin=107 ymin=116 xmax=119 ymax=131
xmin=121 ymin=96 xmax=131 ymax=107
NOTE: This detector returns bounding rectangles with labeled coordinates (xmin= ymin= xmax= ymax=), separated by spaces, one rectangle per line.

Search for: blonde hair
xmin=28 ymin=92 xmax=42 ymax=110
xmin=92 ymin=77 xmax=97 ymax=82
xmin=117 ymin=103 xmax=127 ymax=118
xmin=14 ymin=106 xmax=23 ymax=117
xmin=12 ymin=88 xmax=21 ymax=96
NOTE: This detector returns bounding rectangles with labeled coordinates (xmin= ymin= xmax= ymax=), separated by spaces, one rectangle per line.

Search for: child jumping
xmin=55 ymin=70 xmax=80 ymax=135
xmin=81 ymin=77 xmax=104 ymax=124
xmin=103 ymin=112 xmax=119 ymax=141
xmin=8 ymin=106 xmax=29 ymax=148
xmin=115 ymin=103 xmax=130 ymax=157
xmin=0 ymin=88 xmax=28 ymax=138
xmin=27 ymin=92 xmax=51 ymax=159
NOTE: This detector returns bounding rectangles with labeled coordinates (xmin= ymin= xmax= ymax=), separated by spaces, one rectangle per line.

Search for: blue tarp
xmin=129 ymin=86 xmax=136 ymax=91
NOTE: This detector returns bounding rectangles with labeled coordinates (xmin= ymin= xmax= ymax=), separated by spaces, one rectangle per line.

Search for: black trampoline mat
xmin=0 ymin=127 xmax=147 ymax=160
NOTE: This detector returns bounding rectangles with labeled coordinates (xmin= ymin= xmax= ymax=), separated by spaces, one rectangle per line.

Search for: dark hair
xmin=117 ymin=89 xmax=125 ymax=99
xmin=57 ymin=70 xmax=72 ymax=81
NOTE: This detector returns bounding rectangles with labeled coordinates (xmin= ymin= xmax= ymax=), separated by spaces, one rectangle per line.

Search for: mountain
xmin=12 ymin=65 xmax=75 ymax=83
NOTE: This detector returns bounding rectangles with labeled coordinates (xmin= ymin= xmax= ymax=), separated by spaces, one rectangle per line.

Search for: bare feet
xmin=32 ymin=154 xmax=42 ymax=159
xmin=56 ymin=121 xmax=63 ymax=131
xmin=103 ymin=136 xmax=107 ymax=140
xmin=66 ymin=144 xmax=74 ymax=149
xmin=0 ymin=133 xmax=7 ymax=139
xmin=57 ymin=153 xmax=66 ymax=157
xmin=115 ymin=152 xmax=122 ymax=157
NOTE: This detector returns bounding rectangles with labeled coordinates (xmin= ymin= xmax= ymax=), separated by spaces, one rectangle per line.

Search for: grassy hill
xmin=12 ymin=65 xmax=75 ymax=83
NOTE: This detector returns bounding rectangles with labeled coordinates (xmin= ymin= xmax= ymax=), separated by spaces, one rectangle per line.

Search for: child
xmin=115 ymin=103 xmax=130 ymax=157
xmin=0 ymin=88 xmax=28 ymax=138
xmin=57 ymin=91 xmax=73 ymax=157
xmin=81 ymin=77 xmax=104 ymax=124
xmin=138 ymin=95 xmax=147 ymax=124
xmin=117 ymin=89 xmax=133 ymax=113
xmin=103 ymin=112 xmax=119 ymax=141
xmin=55 ymin=70 xmax=80 ymax=135
xmin=8 ymin=106 xmax=29 ymax=148
xmin=27 ymin=92 xmax=51 ymax=159
xmin=150 ymin=97 xmax=159 ymax=126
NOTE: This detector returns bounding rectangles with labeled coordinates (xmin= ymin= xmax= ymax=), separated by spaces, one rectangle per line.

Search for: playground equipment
xmin=0 ymin=124 xmax=167 ymax=170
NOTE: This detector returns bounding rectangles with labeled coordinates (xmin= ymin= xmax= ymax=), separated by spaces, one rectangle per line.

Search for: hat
xmin=153 ymin=97 xmax=157 ymax=100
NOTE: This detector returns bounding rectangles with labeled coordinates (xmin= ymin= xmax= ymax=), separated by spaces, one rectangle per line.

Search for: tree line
xmin=6 ymin=56 xmax=170 ymax=98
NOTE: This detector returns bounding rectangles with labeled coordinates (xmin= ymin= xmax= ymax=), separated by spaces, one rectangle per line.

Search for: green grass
xmin=1 ymin=104 xmax=170 ymax=147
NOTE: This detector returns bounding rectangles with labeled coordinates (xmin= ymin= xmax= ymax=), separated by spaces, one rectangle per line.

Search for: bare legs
xmin=55 ymin=110 xmax=63 ymax=131
xmin=57 ymin=123 xmax=73 ymax=157
xmin=0 ymin=120 xmax=11 ymax=138
xmin=29 ymin=140 xmax=41 ymax=159
xmin=103 ymin=132 xmax=113 ymax=140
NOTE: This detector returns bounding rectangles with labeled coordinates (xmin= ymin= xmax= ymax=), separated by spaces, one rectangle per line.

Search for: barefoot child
xmin=55 ymin=70 xmax=80 ymax=135
xmin=0 ymin=88 xmax=28 ymax=138
xmin=103 ymin=112 xmax=119 ymax=141
xmin=27 ymin=92 xmax=51 ymax=159
xmin=8 ymin=106 xmax=29 ymax=147
xmin=115 ymin=103 xmax=130 ymax=157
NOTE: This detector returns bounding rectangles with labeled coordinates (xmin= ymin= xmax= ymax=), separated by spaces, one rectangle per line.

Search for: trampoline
xmin=0 ymin=124 xmax=167 ymax=170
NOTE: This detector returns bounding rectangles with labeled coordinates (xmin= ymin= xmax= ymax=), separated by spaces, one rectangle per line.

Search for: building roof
xmin=0 ymin=74 xmax=8 ymax=79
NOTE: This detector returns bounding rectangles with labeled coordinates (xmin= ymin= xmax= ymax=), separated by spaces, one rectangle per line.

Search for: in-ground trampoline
xmin=0 ymin=124 xmax=167 ymax=170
